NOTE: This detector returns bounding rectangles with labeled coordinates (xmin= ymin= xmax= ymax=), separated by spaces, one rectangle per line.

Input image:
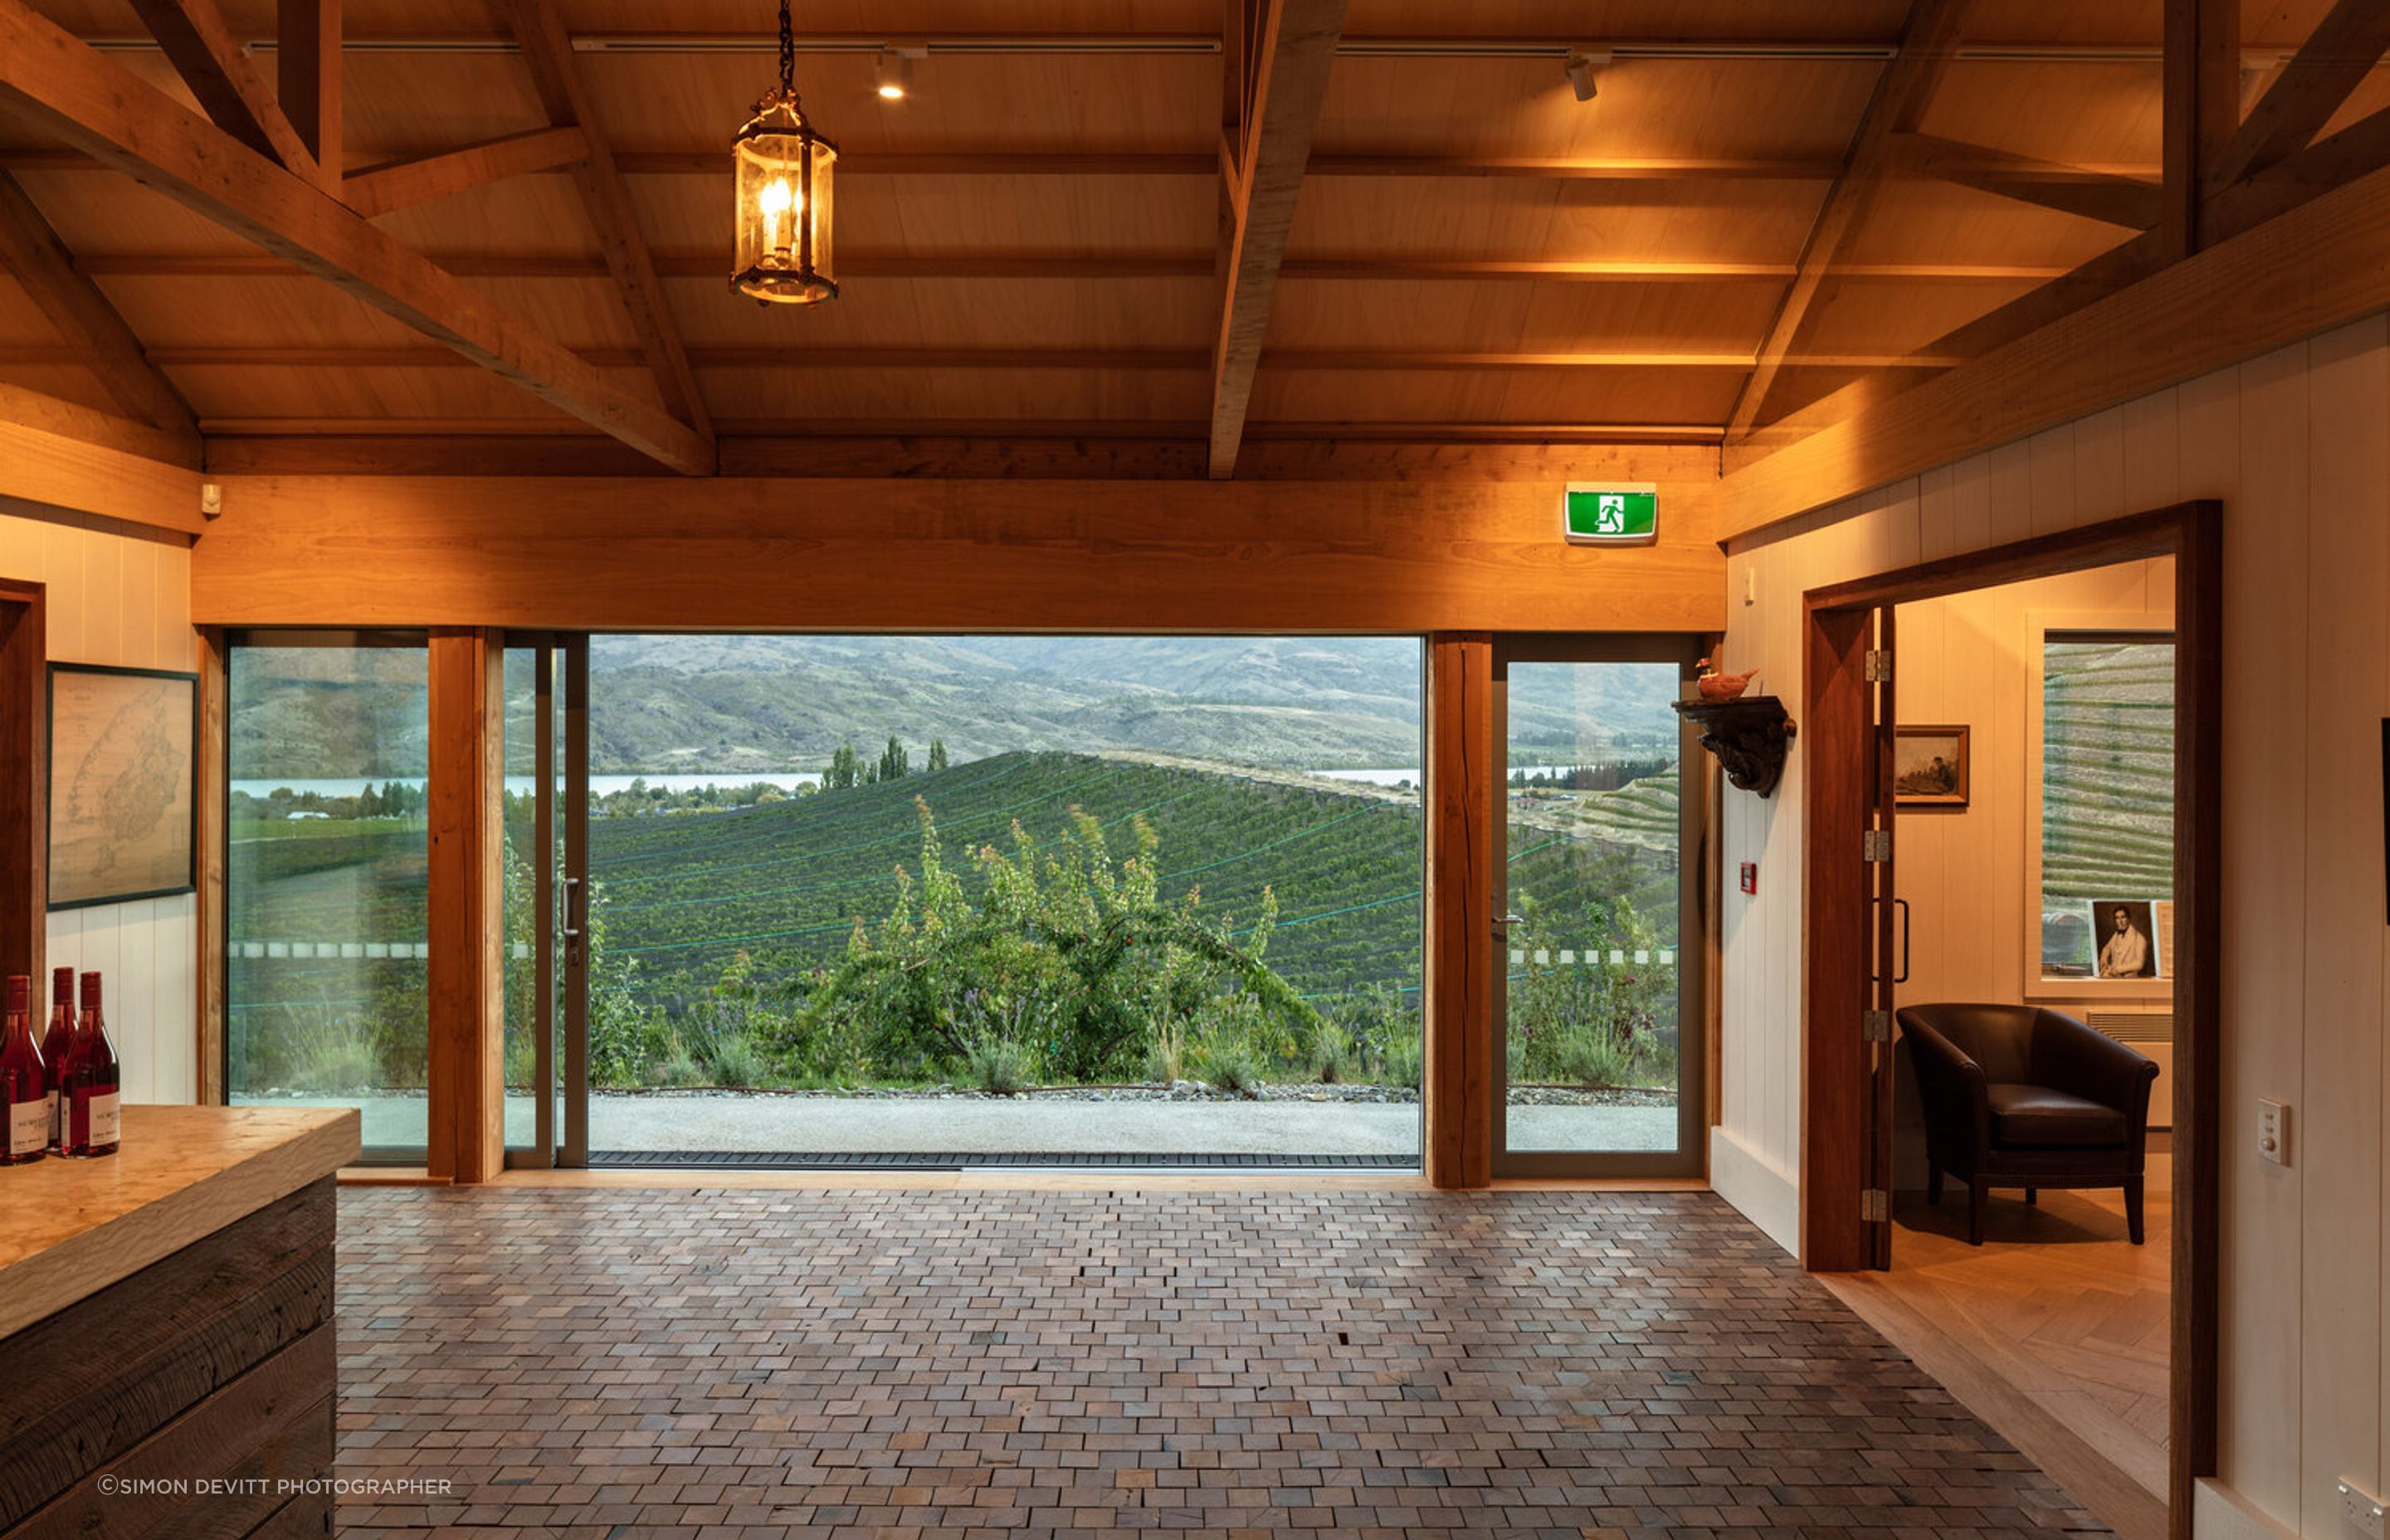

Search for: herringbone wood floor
xmin=1825 ymin=1162 xmax=2172 ymax=1540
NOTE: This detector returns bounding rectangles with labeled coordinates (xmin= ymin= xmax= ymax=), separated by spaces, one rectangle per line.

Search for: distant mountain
xmin=235 ymin=634 xmax=1685 ymax=777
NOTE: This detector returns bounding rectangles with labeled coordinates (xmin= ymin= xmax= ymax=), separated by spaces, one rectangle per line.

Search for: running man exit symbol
xmin=1563 ymin=484 xmax=1659 ymax=545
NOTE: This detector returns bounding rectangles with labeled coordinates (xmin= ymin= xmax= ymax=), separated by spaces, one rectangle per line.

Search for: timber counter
xmin=0 ymin=1105 xmax=359 ymax=1539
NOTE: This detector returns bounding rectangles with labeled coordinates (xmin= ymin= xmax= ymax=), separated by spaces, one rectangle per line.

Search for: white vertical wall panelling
xmin=2073 ymin=407 xmax=2127 ymax=528
xmin=3 ymin=509 xmax=200 ymax=1108
xmin=2028 ymin=423 xmax=2077 ymax=535
xmin=2222 ymin=340 xmax=2310 ymax=1524
xmin=2300 ymin=315 xmax=2388 ymax=1530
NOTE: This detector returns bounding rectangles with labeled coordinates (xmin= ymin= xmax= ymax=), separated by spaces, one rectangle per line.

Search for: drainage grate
xmin=588 ymin=1150 xmax=1418 ymax=1171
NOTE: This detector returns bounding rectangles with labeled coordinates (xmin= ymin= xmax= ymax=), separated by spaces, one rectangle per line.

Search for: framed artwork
xmin=1894 ymin=724 xmax=1971 ymax=808
xmin=47 ymin=663 xmax=198 ymax=909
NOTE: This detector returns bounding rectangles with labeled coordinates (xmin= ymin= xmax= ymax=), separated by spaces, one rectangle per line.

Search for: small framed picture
xmin=1894 ymin=724 xmax=1971 ymax=808
xmin=2090 ymin=898 xmax=2165 ymax=979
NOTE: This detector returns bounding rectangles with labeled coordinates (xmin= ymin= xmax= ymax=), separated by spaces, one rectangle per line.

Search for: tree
xmin=879 ymin=735 xmax=909 ymax=782
xmin=357 ymin=782 xmax=383 ymax=818
xmin=928 ymin=738 xmax=948 ymax=772
xmin=785 ymin=797 xmax=1319 ymax=1084
xmin=827 ymin=743 xmax=859 ymax=790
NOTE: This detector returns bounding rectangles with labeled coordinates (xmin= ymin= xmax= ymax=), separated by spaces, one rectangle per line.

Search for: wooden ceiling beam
xmin=79 ymin=344 xmax=1961 ymax=371
xmin=0 ymin=377 xmax=198 ymax=466
xmin=2207 ymin=99 xmax=2390 ymax=240
xmin=0 ymin=170 xmax=200 ymax=446
xmin=2203 ymin=0 xmax=2390 ymax=192
xmin=0 ymin=0 xmax=712 ymax=473
xmin=2163 ymin=0 xmax=2239 ymax=260
xmin=276 ymin=0 xmax=339 ymax=191
xmin=1724 ymin=0 xmax=1970 ymax=444
xmin=124 ymin=0 xmax=319 ymax=179
xmin=1883 ymin=132 xmax=2163 ymax=227
xmin=1208 ymin=0 xmax=1348 ymax=479
xmin=344 ymin=125 xmax=589 ymax=218
xmin=66 ymin=251 xmax=2076 ymax=283
xmin=496 ymin=0 xmax=710 ymax=442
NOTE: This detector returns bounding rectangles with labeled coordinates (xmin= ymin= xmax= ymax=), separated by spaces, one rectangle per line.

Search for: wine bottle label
xmin=7 ymin=1096 xmax=45 ymax=1156
xmin=82 ymin=1090 xmax=120 ymax=1148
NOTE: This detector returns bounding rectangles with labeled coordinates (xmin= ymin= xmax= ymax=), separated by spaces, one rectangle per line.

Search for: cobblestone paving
xmin=334 ymin=1187 xmax=2108 ymax=1539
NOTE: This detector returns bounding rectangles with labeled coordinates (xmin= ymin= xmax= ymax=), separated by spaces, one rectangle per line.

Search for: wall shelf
xmin=1673 ymin=694 xmax=1796 ymax=798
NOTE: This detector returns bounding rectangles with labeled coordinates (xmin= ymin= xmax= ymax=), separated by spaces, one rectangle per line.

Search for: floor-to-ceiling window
xmin=224 ymin=632 xmax=430 ymax=1160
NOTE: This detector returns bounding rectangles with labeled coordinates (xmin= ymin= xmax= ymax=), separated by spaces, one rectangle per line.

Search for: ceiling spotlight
xmin=1564 ymin=48 xmax=1612 ymax=103
xmin=875 ymin=46 xmax=919 ymax=100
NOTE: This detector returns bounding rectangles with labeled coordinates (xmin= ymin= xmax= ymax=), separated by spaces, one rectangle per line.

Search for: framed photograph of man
xmin=2091 ymin=898 xmax=2163 ymax=979
xmin=1894 ymin=724 xmax=1970 ymax=807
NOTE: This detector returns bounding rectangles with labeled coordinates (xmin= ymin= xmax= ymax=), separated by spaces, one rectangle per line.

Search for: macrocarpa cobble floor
xmin=332 ymin=1187 xmax=2110 ymax=1540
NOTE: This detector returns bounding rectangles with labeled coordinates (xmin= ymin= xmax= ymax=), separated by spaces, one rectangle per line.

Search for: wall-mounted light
xmin=1564 ymin=48 xmax=1613 ymax=102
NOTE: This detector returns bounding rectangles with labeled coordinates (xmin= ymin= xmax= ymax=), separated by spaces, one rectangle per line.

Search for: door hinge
xmin=1862 ymin=1188 xmax=1890 ymax=1223
xmin=1865 ymin=649 xmax=1894 ymax=683
xmin=1862 ymin=829 xmax=1893 ymax=863
xmin=1863 ymin=1010 xmax=1892 ymax=1043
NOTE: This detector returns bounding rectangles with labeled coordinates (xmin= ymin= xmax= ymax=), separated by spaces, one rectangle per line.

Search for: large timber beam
xmin=0 ymin=171 xmax=199 ymax=449
xmin=1724 ymin=0 xmax=1969 ymax=443
xmin=2204 ymin=0 xmax=2390 ymax=192
xmin=1207 ymin=0 xmax=1346 ymax=479
xmin=344 ymin=126 xmax=589 ymax=219
xmin=0 ymin=0 xmax=714 ymax=474
xmin=124 ymin=0 xmax=319 ymax=180
xmin=1883 ymin=132 xmax=2163 ymax=227
xmin=497 ymin=0 xmax=713 ymax=439
xmin=276 ymin=0 xmax=339 ymax=191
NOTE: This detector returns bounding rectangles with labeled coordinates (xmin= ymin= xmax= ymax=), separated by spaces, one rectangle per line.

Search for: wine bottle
xmin=41 ymin=967 xmax=72 ymax=1153
xmin=0 ymin=974 xmax=46 ymax=1165
xmin=63 ymin=971 xmax=120 ymax=1159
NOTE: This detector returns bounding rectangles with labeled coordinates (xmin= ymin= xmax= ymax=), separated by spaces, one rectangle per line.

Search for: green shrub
xmin=1378 ymin=1031 xmax=1423 ymax=1091
xmin=964 ymin=1036 xmax=1034 ymax=1094
xmin=1306 ymin=1020 xmax=1354 ymax=1084
xmin=703 ymin=1030 xmax=766 ymax=1089
xmin=289 ymin=1011 xmax=379 ymax=1094
xmin=1191 ymin=1038 xmax=1263 ymax=1096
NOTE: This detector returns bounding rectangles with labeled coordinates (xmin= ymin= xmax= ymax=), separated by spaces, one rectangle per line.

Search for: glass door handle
xmin=1493 ymin=914 xmax=1526 ymax=933
xmin=561 ymin=875 xmax=584 ymax=940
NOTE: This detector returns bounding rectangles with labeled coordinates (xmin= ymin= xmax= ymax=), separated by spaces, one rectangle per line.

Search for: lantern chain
xmin=777 ymin=0 xmax=795 ymax=99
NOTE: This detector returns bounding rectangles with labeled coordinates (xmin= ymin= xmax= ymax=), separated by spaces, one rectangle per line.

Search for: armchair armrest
xmin=1900 ymin=1012 xmax=1992 ymax=1165
xmin=2030 ymin=1011 xmax=2161 ymax=1136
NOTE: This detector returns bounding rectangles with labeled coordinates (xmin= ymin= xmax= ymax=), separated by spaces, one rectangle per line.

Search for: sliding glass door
xmin=502 ymin=636 xmax=587 ymax=1167
xmin=1491 ymin=636 xmax=1705 ymax=1177
xmin=223 ymin=631 xmax=431 ymax=1162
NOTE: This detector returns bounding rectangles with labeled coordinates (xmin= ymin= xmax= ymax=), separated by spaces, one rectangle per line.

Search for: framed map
xmin=47 ymin=663 xmax=198 ymax=909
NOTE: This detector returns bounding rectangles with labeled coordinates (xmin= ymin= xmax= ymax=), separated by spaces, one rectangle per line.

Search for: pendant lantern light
xmin=731 ymin=0 xmax=836 ymax=305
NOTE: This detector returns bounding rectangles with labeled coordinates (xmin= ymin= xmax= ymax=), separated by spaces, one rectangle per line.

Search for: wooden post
xmin=2162 ymin=0 xmax=2239 ymax=262
xmin=1423 ymin=632 xmax=1492 ymax=1188
xmin=426 ymin=628 xmax=503 ymax=1182
xmin=194 ymin=626 xmax=226 ymax=1104
xmin=1800 ymin=602 xmax=1872 ymax=1270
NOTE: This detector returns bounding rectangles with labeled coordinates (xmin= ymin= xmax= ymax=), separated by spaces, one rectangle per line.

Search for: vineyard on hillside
xmin=227 ymin=751 xmax=1682 ymax=1095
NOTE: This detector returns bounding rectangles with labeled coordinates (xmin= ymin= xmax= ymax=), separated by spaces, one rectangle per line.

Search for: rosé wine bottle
xmin=41 ymin=967 xmax=73 ymax=1153
xmin=63 ymin=971 xmax=120 ymax=1159
xmin=1 ymin=974 xmax=46 ymax=1165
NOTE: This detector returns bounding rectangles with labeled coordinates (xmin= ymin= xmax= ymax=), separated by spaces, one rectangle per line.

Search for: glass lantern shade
xmin=731 ymin=99 xmax=836 ymax=305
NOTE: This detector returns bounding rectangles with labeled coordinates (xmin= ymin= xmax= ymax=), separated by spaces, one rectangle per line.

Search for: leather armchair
xmin=1899 ymin=1002 xmax=2159 ymax=1245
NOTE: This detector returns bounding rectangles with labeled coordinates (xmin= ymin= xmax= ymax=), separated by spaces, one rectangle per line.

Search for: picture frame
xmin=1894 ymin=723 xmax=1971 ymax=808
xmin=46 ymin=662 xmax=199 ymax=909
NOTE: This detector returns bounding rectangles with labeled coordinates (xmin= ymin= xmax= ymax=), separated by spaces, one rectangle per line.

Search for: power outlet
xmin=2339 ymin=1479 xmax=2385 ymax=1539
xmin=2258 ymin=1098 xmax=2290 ymax=1167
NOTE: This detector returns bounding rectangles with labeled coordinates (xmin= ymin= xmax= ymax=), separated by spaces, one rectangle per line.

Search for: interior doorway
xmin=1798 ymin=504 xmax=2221 ymax=1540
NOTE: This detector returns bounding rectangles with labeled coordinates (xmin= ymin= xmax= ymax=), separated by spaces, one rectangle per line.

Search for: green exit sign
xmin=1563 ymin=485 xmax=1658 ymax=545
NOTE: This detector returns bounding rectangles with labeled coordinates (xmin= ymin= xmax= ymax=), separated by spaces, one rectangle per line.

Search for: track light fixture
xmin=1564 ymin=48 xmax=1612 ymax=102
xmin=875 ymin=46 xmax=919 ymax=100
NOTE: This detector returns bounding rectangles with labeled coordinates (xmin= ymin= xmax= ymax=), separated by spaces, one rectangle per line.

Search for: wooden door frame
xmin=1798 ymin=500 xmax=2221 ymax=1537
xmin=0 ymin=578 xmax=46 ymax=991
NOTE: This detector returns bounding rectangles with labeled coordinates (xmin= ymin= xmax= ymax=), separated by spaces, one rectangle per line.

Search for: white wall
xmin=1713 ymin=315 xmax=2390 ymax=1539
xmin=0 ymin=502 xmax=198 ymax=1105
